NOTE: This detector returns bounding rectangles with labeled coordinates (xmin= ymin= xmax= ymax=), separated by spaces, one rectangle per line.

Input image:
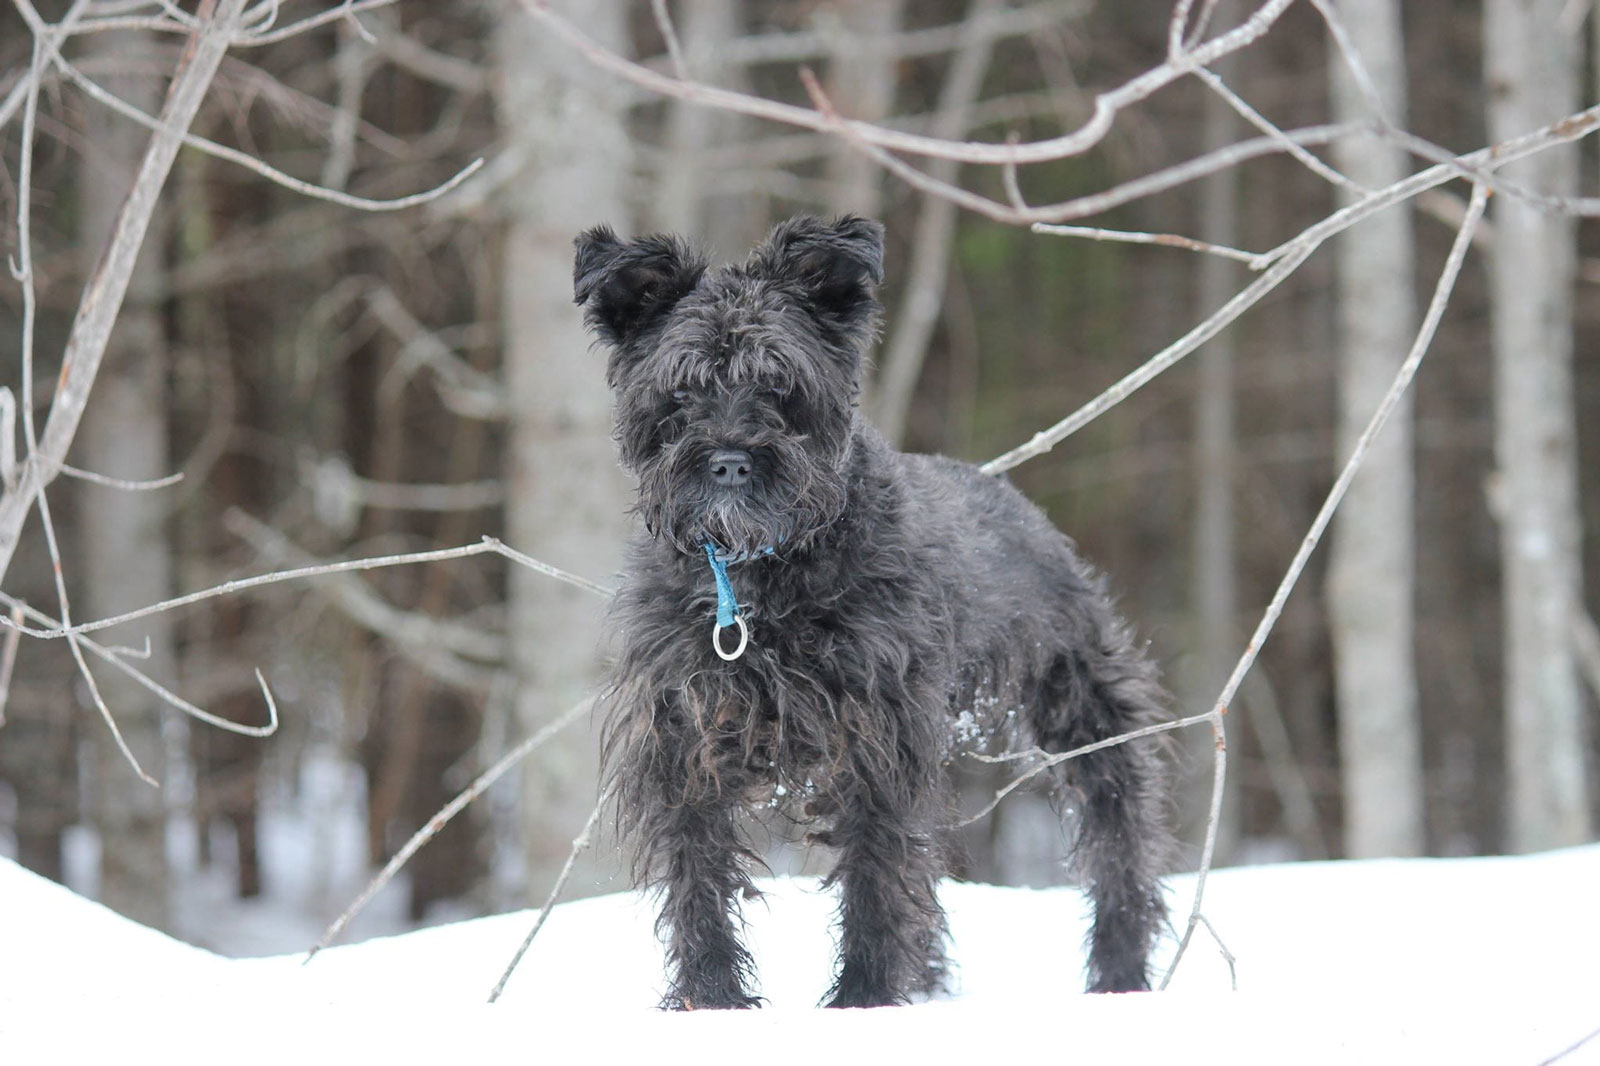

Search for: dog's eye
xmin=770 ymin=385 xmax=791 ymax=400
xmin=671 ymin=389 xmax=690 ymax=403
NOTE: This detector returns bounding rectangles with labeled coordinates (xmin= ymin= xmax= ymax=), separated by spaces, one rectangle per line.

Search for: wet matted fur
xmin=574 ymin=215 xmax=1173 ymax=1010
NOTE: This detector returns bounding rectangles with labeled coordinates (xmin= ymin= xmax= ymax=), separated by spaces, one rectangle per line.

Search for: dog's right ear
xmin=573 ymin=226 xmax=705 ymax=348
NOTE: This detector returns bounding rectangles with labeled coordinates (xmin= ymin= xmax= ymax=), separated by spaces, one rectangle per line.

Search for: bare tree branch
xmin=235 ymin=0 xmax=400 ymax=46
xmin=515 ymin=0 xmax=1298 ymax=167
xmin=488 ymin=781 xmax=613 ymax=1003
xmin=1162 ymin=181 xmax=1489 ymax=985
xmin=0 ymin=0 xmax=250 ymax=587
xmin=35 ymin=42 xmax=485 ymax=212
xmin=306 ymin=696 xmax=595 ymax=962
xmin=1030 ymin=221 xmax=1258 ymax=261
xmin=0 ymin=523 xmax=612 ymax=644
xmin=0 ymin=589 xmax=282 ymax=739
xmin=981 ymin=106 xmax=1599 ymax=474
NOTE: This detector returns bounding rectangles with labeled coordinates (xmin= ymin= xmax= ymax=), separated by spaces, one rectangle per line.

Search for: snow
xmin=3 ymin=846 xmax=1598 ymax=1063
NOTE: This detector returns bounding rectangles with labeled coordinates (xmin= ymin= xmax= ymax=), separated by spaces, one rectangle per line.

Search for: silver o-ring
xmin=712 ymin=616 xmax=749 ymax=661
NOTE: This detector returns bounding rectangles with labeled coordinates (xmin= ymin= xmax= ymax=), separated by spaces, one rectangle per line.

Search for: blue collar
xmin=701 ymin=541 xmax=775 ymax=628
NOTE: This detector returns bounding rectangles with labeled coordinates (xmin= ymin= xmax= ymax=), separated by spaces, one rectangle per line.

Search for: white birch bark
xmin=822 ymin=0 xmax=905 ymax=219
xmin=1326 ymin=0 xmax=1423 ymax=857
xmin=1484 ymin=0 xmax=1590 ymax=852
xmin=654 ymin=0 xmax=757 ymax=255
xmin=493 ymin=0 xmax=633 ymax=893
xmin=76 ymin=29 xmax=175 ymax=926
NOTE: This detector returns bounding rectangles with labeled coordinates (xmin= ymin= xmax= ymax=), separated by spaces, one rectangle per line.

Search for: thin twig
xmin=488 ymin=782 xmax=614 ymax=1003
xmin=1161 ymin=712 xmax=1224 ymax=987
xmin=306 ymin=696 xmax=594 ymax=961
xmin=650 ymin=0 xmax=689 ymax=80
xmin=1192 ymin=64 xmax=1363 ymax=195
xmin=37 ymin=485 xmax=156 ymax=784
xmin=56 ymin=464 xmax=185 ymax=491
xmin=1196 ymin=912 xmax=1238 ymax=990
xmin=0 ymin=526 xmax=613 ymax=643
xmin=227 ymin=510 xmax=502 ymax=670
xmin=962 ymin=707 xmax=1221 ymax=824
xmin=1306 ymin=0 xmax=1390 ymax=121
xmin=1030 ymin=222 xmax=1258 ymax=261
xmin=0 ymin=588 xmax=281 ymax=739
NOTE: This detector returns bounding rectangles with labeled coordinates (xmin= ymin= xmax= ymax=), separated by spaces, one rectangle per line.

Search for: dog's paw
xmin=661 ymin=989 xmax=764 ymax=1011
xmin=822 ymin=973 xmax=908 ymax=1010
xmin=1087 ymin=968 xmax=1152 ymax=994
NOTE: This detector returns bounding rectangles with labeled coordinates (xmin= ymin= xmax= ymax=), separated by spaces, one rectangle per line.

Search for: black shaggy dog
xmin=574 ymin=215 xmax=1173 ymax=1010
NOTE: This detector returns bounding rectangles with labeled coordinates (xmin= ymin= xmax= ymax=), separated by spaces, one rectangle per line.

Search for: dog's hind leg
xmin=1029 ymin=619 xmax=1172 ymax=993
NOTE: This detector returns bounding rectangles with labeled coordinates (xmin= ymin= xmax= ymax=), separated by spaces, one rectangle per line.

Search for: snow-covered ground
xmin=2 ymin=845 xmax=1597 ymax=1063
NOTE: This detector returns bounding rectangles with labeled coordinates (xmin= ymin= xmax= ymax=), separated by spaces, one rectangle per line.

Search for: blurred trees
xmin=0 ymin=0 xmax=1594 ymax=949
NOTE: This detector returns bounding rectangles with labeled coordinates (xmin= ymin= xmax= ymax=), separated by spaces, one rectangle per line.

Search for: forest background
xmin=0 ymin=0 xmax=1595 ymax=953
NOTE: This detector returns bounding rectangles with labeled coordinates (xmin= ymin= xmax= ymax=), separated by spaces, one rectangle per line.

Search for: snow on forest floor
xmin=2 ymin=845 xmax=1597 ymax=1063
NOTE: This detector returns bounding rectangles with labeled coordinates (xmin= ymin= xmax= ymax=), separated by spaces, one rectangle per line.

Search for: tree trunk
xmin=654 ymin=0 xmax=757 ymax=256
xmin=494 ymin=0 xmax=633 ymax=896
xmin=1326 ymin=0 xmax=1423 ymax=857
xmin=822 ymin=0 xmax=904 ymax=220
xmin=871 ymin=0 xmax=1000 ymax=447
xmin=1484 ymin=0 xmax=1591 ymax=852
xmin=75 ymin=28 xmax=174 ymax=928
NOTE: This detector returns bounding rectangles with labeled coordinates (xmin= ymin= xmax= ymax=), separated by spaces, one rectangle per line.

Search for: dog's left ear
xmin=756 ymin=215 xmax=885 ymax=325
xmin=573 ymin=225 xmax=706 ymax=348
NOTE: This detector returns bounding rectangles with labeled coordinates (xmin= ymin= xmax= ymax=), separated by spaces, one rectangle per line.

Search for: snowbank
xmin=2 ymin=846 xmax=1597 ymax=1063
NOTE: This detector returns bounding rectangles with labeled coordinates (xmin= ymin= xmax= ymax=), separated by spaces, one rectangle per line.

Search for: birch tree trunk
xmin=1326 ymin=0 xmax=1423 ymax=857
xmin=494 ymin=0 xmax=633 ymax=894
xmin=1484 ymin=0 xmax=1591 ymax=852
xmin=75 ymin=29 xmax=174 ymax=927
xmin=822 ymin=0 xmax=904 ymax=220
xmin=654 ymin=0 xmax=756 ymax=255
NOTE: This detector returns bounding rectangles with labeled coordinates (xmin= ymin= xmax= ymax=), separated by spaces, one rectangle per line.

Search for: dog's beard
xmin=636 ymin=436 xmax=848 ymax=558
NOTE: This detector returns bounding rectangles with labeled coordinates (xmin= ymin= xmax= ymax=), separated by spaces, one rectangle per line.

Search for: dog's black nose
xmin=708 ymin=449 xmax=753 ymax=488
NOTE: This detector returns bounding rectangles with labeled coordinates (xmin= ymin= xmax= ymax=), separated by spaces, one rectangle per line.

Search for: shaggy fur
xmin=574 ymin=215 xmax=1173 ymax=1010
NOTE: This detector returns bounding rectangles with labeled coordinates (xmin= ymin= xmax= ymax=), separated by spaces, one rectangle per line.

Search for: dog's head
xmin=573 ymin=215 xmax=884 ymax=558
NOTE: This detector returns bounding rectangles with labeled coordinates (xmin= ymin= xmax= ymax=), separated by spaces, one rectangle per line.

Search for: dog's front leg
xmin=651 ymin=797 xmax=762 ymax=1010
xmin=821 ymin=761 xmax=950 ymax=1008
